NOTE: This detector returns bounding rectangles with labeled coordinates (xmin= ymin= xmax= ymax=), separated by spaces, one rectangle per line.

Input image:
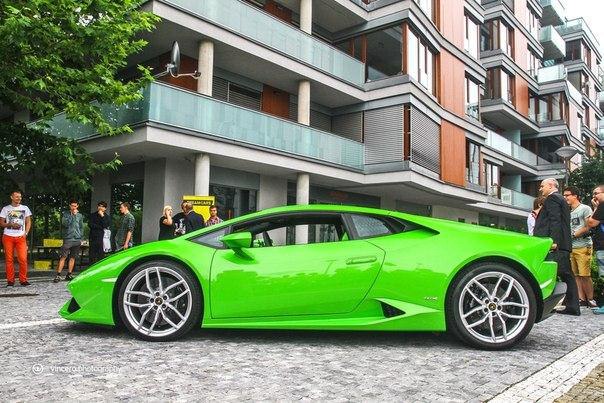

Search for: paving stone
xmin=0 ymin=281 xmax=603 ymax=400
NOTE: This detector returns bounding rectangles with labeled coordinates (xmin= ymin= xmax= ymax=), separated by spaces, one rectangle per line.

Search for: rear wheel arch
xmin=111 ymin=255 xmax=204 ymax=329
xmin=445 ymin=256 xmax=544 ymax=339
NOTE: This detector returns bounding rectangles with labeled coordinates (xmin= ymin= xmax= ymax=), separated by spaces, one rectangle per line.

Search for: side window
xmin=234 ymin=214 xmax=349 ymax=248
xmin=350 ymin=214 xmax=395 ymax=238
xmin=191 ymin=227 xmax=228 ymax=248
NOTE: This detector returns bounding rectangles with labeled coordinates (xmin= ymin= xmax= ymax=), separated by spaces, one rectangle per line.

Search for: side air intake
xmin=381 ymin=302 xmax=405 ymax=318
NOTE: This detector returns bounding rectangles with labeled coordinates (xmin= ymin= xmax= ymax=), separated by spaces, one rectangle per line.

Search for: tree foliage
xmin=568 ymin=155 xmax=604 ymax=202
xmin=0 ymin=0 xmax=159 ymax=198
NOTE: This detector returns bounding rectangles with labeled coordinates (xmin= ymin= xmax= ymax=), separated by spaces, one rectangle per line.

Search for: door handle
xmin=346 ymin=256 xmax=378 ymax=265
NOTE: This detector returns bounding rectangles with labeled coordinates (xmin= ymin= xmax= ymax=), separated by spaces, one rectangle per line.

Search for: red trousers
xmin=3 ymin=235 xmax=28 ymax=283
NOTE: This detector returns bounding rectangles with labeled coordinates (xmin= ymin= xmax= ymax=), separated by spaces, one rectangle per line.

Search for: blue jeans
xmin=596 ymin=250 xmax=604 ymax=277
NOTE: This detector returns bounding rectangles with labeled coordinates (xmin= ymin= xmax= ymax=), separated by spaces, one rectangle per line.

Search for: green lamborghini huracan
xmin=60 ymin=204 xmax=566 ymax=349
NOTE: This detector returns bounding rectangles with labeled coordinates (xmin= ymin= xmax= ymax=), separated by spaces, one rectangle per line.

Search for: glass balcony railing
xmin=485 ymin=131 xmax=550 ymax=165
xmin=164 ymin=0 xmax=365 ymax=86
xmin=539 ymin=26 xmax=565 ymax=60
xmin=44 ymin=83 xmax=365 ymax=170
xmin=556 ymin=18 xmax=600 ymax=47
xmin=500 ymin=187 xmax=534 ymax=210
xmin=537 ymin=65 xmax=566 ymax=83
xmin=539 ymin=0 xmax=565 ymax=26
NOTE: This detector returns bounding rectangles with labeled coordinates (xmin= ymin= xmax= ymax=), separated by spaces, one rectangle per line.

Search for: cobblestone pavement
xmin=555 ymin=363 xmax=604 ymax=403
xmin=1 ymin=281 xmax=603 ymax=401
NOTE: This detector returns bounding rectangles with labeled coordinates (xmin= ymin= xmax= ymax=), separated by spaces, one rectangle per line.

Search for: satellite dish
xmin=168 ymin=41 xmax=180 ymax=77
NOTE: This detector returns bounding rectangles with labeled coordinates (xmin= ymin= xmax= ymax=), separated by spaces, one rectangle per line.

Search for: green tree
xmin=568 ymin=155 xmax=604 ymax=203
xmin=0 ymin=0 xmax=159 ymax=198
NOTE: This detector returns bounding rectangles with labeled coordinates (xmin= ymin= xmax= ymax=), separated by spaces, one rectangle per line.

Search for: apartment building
xmin=39 ymin=0 xmax=604 ymax=241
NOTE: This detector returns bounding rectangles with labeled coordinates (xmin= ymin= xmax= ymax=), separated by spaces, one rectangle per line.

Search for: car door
xmin=209 ymin=213 xmax=385 ymax=318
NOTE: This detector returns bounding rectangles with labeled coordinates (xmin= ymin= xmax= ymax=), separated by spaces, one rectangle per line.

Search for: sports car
xmin=60 ymin=204 xmax=566 ymax=349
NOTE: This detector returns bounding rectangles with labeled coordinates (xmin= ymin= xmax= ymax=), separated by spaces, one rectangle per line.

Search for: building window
xmin=485 ymin=162 xmax=500 ymax=197
xmin=527 ymin=49 xmax=541 ymax=78
xmin=583 ymin=103 xmax=591 ymax=129
xmin=466 ymin=141 xmax=481 ymax=185
xmin=365 ymin=26 xmax=403 ymax=81
xmin=483 ymin=20 xmax=513 ymax=57
xmin=565 ymin=40 xmax=582 ymax=62
xmin=526 ymin=6 xmax=540 ymax=39
xmin=484 ymin=68 xmax=514 ymax=104
xmin=529 ymin=92 xmax=538 ymax=121
xmin=414 ymin=0 xmax=436 ymax=23
xmin=465 ymin=76 xmax=480 ymax=120
xmin=336 ymin=25 xmax=403 ymax=82
xmin=209 ymin=184 xmax=257 ymax=220
xmin=464 ymin=14 xmax=479 ymax=59
xmin=407 ymin=28 xmax=436 ymax=94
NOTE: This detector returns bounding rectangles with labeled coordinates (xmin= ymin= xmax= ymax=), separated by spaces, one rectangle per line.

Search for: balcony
xmin=45 ymin=82 xmax=365 ymax=170
xmin=537 ymin=65 xmax=566 ymax=84
xmin=165 ymin=0 xmax=365 ymax=86
xmin=539 ymin=26 xmax=565 ymax=60
xmin=556 ymin=18 xmax=600 ymax=48
xmin=500 ymin=187 xmax=534 ymax=210
xmin=539 ymin=0 xmax=565 ymax=26
xmin=485 ymin=131 xmax=550 ymax=166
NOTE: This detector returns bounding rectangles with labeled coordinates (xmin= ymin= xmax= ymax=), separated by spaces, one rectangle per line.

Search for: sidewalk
xmin=0 ymin=262 xmax=87 ymax=280
xmin=555 ymin=363 xmax=604 ymax=402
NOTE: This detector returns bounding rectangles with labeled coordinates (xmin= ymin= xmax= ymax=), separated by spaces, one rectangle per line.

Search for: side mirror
xmin=220 ymin=232 xmax=252 ymax=250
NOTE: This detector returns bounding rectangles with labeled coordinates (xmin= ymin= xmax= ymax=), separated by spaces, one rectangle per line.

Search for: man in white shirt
xmin=0 ymin=190 xmax=32 ymax=286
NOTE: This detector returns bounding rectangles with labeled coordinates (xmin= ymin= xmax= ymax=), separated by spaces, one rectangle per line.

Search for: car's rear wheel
xmin=118 ymin=260 xmax=202 ymax=341
xmin=446 ymin=262 xmax=537 ymax=350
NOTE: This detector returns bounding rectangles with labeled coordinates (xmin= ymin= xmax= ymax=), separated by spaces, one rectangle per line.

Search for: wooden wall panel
xmin=438 ymin=0 xmax=465 ymax=49
xmin=515 ymin=76 xmax=529 ymax=117
xmin=264 ymin=0 xmax=292 ymax=23
xmin=158 ymin=53 xmax=198 ymax=92
xmin=439 ymin=50 xmax=465 ymax=117
xmin=440 ymin=120 xmax=466 ymax=186
xmin=514 ymin=0 xmax=527 ymax=30
xmin=514 ymin=26 xmax=529 ymax=70
xmin=261 ymin=85 xmax=290 ymax=119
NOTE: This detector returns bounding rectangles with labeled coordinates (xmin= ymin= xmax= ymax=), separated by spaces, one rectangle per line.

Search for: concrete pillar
xmin=300 ymin=0 xmax=313 ymax=34
xmin=90 ymin=172 xmax=111 ymax=207
xmin=194 ymin=153 xmax=210 ymax=196
xmin=295 ymin=173 xmax=310 ymax=244
xmin=197 ymin=40 xmax=214 ymax=96
xmin=142 ymin=159 xmax=167 ymax=243
xmin=297 ymin=80 xmax=311 ymax=126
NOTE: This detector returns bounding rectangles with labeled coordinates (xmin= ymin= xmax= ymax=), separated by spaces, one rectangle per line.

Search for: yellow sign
xmin=34 ymin=260 xmax=52 ymax=271
xmin=43 ymin=238 xmax=63 ymax=247
xmin=182 ymin=195 xmax=216 ymax=221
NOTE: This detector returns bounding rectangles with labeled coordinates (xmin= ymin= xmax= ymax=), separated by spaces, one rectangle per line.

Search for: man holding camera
xmin=563 ymin=186 xmax=596 ymax=308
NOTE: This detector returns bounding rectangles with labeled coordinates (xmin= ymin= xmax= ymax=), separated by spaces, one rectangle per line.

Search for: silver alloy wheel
xmin=458 ymin=271 xmax=530 ymax=345
xmin=122 ymin=266 xmax=192 ymax=338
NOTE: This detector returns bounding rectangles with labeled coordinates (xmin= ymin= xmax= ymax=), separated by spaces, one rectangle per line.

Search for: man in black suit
xmin=534 ymin=178 xmax=580 ymax=315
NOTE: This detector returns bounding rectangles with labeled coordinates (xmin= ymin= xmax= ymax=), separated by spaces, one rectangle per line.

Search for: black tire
xmin=446 ymin=262 xmax=537 ymax=350
xmin=117 ymin=260 xmax=202 ymax=341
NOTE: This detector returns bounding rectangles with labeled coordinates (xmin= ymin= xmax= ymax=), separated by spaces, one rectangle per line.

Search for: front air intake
xmin=67 ymin=297 xmax=81 ymax=314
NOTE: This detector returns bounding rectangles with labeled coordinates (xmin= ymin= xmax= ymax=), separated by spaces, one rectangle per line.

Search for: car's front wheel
xmin=117 ymin=260 xmax=202 ymax=341
xmin=446 ymin=262 xmax=537 ymax=350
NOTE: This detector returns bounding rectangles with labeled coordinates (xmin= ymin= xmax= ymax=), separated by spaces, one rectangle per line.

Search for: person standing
xmin=205 ymin=205 xmax=223 ymax=227
xmin=534 ymin=178 xmax=580 ymax=315
xmin=173 ymin=201 xmax=204 ymax=236
xmin=563 ymin=186 xmax=596 ymax=308
xmin=587 ymin=184 xmax=604 ymax=314
xmin=53 ymin=200 xmax=84 ymax=282
xmin=89 ymin=201 xmax=111 ymax=264
xmin=158 ymin=205 xmax=174 ymax=241
xmin=0 ymin=190 xmax=32 ymax=286
xmin=115 ymin=202 xmax=135 ymax=251
xmin=527 ymin=196 xmax=544 ymax=236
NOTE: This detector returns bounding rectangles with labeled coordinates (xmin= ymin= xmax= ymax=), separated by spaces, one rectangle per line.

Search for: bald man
xmin=534 ymin=178 xmax=580 ymax=315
